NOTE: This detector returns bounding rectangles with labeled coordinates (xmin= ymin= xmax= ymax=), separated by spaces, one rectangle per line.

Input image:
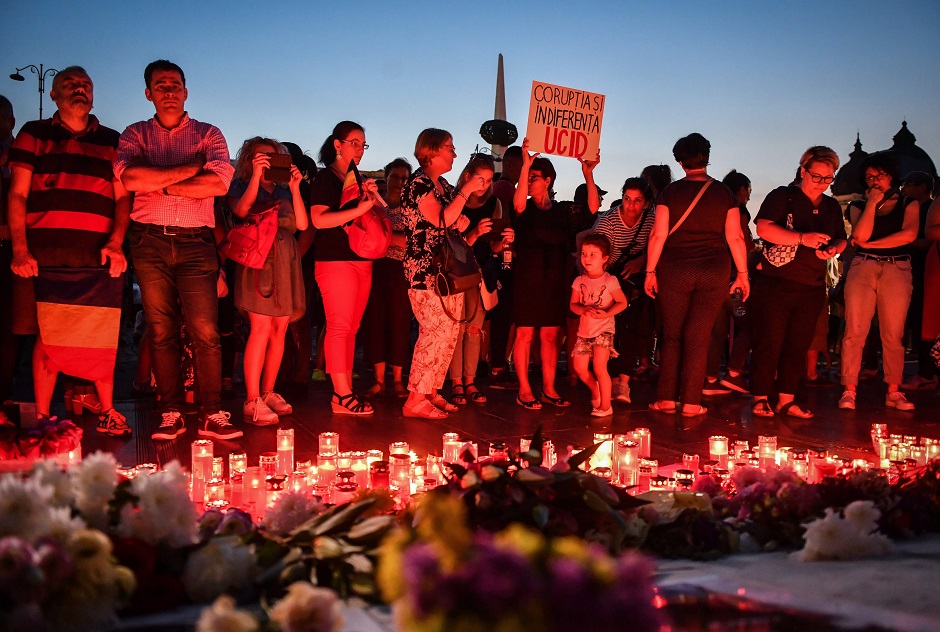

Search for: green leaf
xmin=287 ymin=497 xmax=376 ymax=542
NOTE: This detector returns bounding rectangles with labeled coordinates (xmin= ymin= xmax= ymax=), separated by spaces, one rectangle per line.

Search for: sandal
xmin=539 ymin=392 xmax=571 ymax=407
xmin=331 ymin=392 xmax=373 ymax=415
xmin=648 ymin=400 xmax=677 ymax=413
xmin=403 ymin=399 xmax=448 ymax=419
xmin=367 ymin=382 xmax=385 ymax=398
xmin=777 ymin=401 xmax=814 ymax=419
xmin=516 ymin=395 xmax=542 ymax=410
xmin=465 ymin=383 xmax=487 ymax=404
xmin=392 ymin=381 xmax=408 ymax=398
xmin=752 ymin=399 xmax=775 ymax=418
xmin=681 ymin=405 xmax=708 ymax=417
xmin=429 ymin=394 xmax=459 ymax=412
xmin=451 ymin=384 xmax=467 ymax=405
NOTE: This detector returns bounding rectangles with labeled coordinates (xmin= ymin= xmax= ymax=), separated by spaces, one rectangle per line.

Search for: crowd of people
xmin=1 ymin=60 xmax=938 ymax=446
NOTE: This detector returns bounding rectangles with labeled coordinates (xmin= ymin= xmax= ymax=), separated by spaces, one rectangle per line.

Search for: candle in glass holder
xmin=191 ymin=440 xmax=214 ymax=503
xmin=317 ymin=453 xmax=337 ymax=486
xmin=423 ymin=477 xmax=439 ymax=491
xmin=871 ymin=423 xmax=888 ymax=453
xmin=259 ymin=452 xmax=279 ymax=477
xmin=758 ymin=436 xmax=777 ymax=469
xmin=633 ymin=428 xmax=651 ymax=458
xmin=348 ymin=451 xmax=368 ymax=488
xmin=277 ymin=429 xmax=295 ymax=475
xmin=593 ymin=466 xmax=612 ymax=480
xmin=370 ymin=460 xmax=390 ymax=489
xmin=851 ymin=458 xmax=872 ymax=471
xmin=675 ymin=469 xmax=695 ymax=489
xmin=614 ymin=439 xmax=640 ymax=488
xmin=366 ymin=449 xmax=384 ymax=465
xmin=137 ymin=463 xmax=157 ymax=476
xmin=206 ymin=478 xmax=225 ymax=504
xmin=319 ymin=432 xmax=339 ymax=456
xmin=733 ymin=440 xmax=749 ymax=461
xmin=520 ymin=438 xmax=532 ymax=454
xmin=265 ymin=475 xmax=286 ymax=509
xmin=244 ymin=466 xmax=265 ymax=516
xmin=591 ymin=432 xmax=613 ymax=470
xmin=639 ymin=457 xmax=658 ymax=478
xmin=331 ymin=481 xmax=358 ymax=505
xmin=637 ymin=464 xmax=652 ymax=493
xmin=206 ymin=499 xmax=230 ymax=512
xmin=682 ymin=453 xmax=701 ymax=473
xmin=118 ymin=465 xmax=138 ymax=480
xmin=229 ymin=452 xmax=248 ymax=479
xmin=336 ymin=451 xmax=353 ymax=472
xmin=542 ymin=440 xmax=557 ymax=468
xmin=649 ymin=475 xmax=670 ymax=491
xmin=923 ymin=438 xmax=939 ymax=461
xmin=442 ymin=432 xmax=460 ymax=452
xmin=390 ymin=454 xmax=411 ymax=499
xmin=490 ymin=441 xmax=509 ymax=462
xmin=212 ymin=457 xmax=224 ymax=479
xmin=708 ymin=436 xmax=729 ymax=468
xmin=389 ymin=441 xmax=409 ymax=457
xmin=289 ymin=469 xmax=308 ymax=494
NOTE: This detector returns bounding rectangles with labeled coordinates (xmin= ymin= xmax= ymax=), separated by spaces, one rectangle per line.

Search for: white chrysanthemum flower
xmin=72 ymin=451 xmax=119 ymax=529
xmin=32 ymin=460 xmax=75 ymax=507
xmin=183 ymin=536 xmax=257 ymax=603
xmin=269 ymin=581 xmax=344 ymax=632
xmin=118 ymin=460 xmax=198 ymax=547
xmin=196 ymin=595 xmax=259 ymax=632
xmin=843 ymin=499 xmax=880 ymax=533
xmin=795 ymin=502 xmax=894 ymax=561
xmin=45 ymin=505 xmax=86 ymax=542
xmin=262 ymin=491 xmax=319 ymax=535
xmin=0 ymin=473 xmax=54 ymax=539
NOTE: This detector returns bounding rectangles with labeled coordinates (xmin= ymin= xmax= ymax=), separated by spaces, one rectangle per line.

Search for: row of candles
xmin=111 ymin=423 xmax=940 ymax=517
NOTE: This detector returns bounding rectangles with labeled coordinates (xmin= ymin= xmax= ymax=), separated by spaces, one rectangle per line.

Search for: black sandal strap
xmin=334 ymin=392 xmax=371 ymax=413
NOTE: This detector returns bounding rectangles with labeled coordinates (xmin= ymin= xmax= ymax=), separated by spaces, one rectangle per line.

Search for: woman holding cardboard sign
xmin=511 ymin=137 xmax=600 ymax=409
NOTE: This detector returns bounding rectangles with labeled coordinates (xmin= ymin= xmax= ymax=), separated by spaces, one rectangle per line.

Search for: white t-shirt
xmin=572 ymin=271 xmax=622 ymax=338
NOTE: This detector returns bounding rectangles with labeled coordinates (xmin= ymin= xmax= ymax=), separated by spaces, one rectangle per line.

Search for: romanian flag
xmin=338 ymin=160 xmax=363 ymax=210
xmin=34 ymin=267 xmax=124 ymax=382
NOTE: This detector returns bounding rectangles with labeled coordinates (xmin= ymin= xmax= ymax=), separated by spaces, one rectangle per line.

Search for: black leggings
xmin=750 ymin=274 xmax=826 ymax=396
xmin=656 ymin=255 xmax=730 ymax=406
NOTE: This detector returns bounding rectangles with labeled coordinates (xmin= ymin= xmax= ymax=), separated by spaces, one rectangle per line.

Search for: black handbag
xmin=432 ymin=211 xmax=481 ymax=297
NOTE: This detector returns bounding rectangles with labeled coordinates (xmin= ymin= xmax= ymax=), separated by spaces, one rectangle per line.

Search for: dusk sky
xmin=4 ymin=0 xmax=939 ymax=209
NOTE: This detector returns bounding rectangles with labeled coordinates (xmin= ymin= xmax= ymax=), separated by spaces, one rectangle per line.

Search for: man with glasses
xmin=116 ymin=60 xmax=241 ymax=442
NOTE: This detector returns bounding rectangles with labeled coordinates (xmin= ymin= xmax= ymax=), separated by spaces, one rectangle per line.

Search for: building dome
xmin=832 ymin=133 xmax=868 ymax=197
xmin=890 ymin=120 xmax=937 ymax=183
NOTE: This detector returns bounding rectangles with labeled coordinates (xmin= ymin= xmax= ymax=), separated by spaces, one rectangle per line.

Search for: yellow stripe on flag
xmin=36 ymin=303 xmax=122 ymax=349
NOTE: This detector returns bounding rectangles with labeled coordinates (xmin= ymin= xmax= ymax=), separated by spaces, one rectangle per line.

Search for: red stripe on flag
xmin=35 ymin=341 xmax=117 ymax=383
xmin=338 ymin=160 xmax=362 ymax=210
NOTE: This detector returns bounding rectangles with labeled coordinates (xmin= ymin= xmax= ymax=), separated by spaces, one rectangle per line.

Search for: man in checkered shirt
xmin=116 ymin=59 xmax=242 ymax=443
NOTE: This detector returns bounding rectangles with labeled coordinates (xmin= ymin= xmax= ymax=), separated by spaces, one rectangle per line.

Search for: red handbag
xmin=219 ymin=200 xmax=279 ymax=269
xmin=346 ymin=206 xmax=393 ymax=259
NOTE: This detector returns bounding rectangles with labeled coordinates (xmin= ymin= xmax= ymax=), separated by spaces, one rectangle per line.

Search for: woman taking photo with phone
xmin=229 ymin=137 xmax=307 ymax=425
xmin=310 ymin=121 xmax=379 ymax=415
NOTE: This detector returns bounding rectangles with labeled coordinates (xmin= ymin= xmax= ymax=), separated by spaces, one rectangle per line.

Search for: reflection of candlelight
xmin=277 ymin=429 xmax=295 ymax=475
xmin=443 ymin=439 xmax=462 ymax=465
xmin=319 ymin=432 xmax=339 ymax=456
xmin=442 ymin=433 xmax=460 ymax=454
xmin=212 ymin=457 xmax=224 ymax=479
xmin=708 ymin=436 xmax=728 ymax=468
xmin=231 ymin=473 xmax=244 ymax=508
xmin=426 ymin=455 xmax=443 ymax=483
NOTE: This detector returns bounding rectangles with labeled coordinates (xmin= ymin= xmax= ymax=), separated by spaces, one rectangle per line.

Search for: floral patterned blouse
xmin=401 ymin=168 xmax=455 ymax=291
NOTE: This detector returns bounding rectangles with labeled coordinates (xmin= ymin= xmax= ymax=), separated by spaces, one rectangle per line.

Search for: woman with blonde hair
xmin=400 ymin=129 xmax=487 ymax=419
xmin=228 ymin=137 xmax=308 ymax=425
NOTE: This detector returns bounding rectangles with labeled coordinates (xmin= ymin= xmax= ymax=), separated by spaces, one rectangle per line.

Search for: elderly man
xmin=116 ymin=59 xmax=241 ymax=442
xmin=7 ymin=66 xmax=132 ymax=436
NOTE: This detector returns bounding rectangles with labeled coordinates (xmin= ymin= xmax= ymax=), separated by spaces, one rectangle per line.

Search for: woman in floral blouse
xmin=400 ymin=129 xmax=487 ymax=419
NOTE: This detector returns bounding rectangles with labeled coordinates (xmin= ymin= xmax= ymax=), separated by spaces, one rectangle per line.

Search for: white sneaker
xmin=262 ymin=391 xmax=293 ymax=415
xmin=244 ymin=397 xmax=279 ymax=426
xmin=838 ymin=390 xmax=856 ymax=410
xmin=614 ymin=382 xmax=632 ymax=403
xmin=886 ymin=391 xmax=915 ymax=412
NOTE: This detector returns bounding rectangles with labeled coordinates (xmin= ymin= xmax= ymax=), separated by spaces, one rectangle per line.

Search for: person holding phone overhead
xmin=228 ymin=137 xmax=307 ymax=425
xmin=838 ymin=152 xmax=920 ymax=412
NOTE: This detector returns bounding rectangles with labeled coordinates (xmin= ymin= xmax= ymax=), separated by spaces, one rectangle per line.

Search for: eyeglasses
xmin=864 ymin=172 xmax=889 ymax=184
xmin=441 ymin=144 xmax=456 ymax=154
xmin=805 ymin=170 xmax=835 ymax=185
xmin=339 ymin=139 xmax=369 ymax=151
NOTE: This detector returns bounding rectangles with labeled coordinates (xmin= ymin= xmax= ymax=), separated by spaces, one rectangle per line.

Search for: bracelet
xmin=645 ymin=270 xmax=656 ymax=275
xmin=456 ymin=190 xmax=469 ymax=201
xmin=736 ymin=270 xmax=748 ymax=275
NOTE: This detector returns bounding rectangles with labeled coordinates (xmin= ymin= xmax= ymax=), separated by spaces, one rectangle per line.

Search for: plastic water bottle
xmin=501 ymin=247 xmax=513 ymax=270
xmin=732 ymin=288 xmax=746 ymax=318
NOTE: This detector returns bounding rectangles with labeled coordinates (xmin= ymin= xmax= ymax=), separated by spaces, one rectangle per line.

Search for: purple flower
xmin=0 ymin=537 xmax=41 ymax=602
xmin=401 ymin=544 xmax=443 ymax=617
xmin=545 ymin=557 xmax=594 ymax=628
xmin=216 ymin=508 xmax=255 ymax=536
xmin=460 ymin=544 xmax=538 ymax=618
xmin=197 ymin=508 xmax=224 ymax=541
xmin=33 ymin=537 xmax=72 ymax=596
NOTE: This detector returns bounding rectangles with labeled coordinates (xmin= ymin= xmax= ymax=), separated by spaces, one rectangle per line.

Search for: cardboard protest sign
xmin=525 ymin=80 xmax=605 ymax=159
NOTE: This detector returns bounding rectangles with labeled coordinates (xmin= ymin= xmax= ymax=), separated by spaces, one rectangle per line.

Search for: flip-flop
xmin=648 ymin=400 xmax=677 ymax=413
xmin=516 ymin=395 xmax=542 ymax=410
xmin=681 ymin=405 xmax=708 ymax=417
xmin=777 ymin=401 xmax=814 ymax=419
xmin=540 ymin=392 xmax=571 ymax=407
xmin=752 ymin=398 xmax=775 ymax=418
xmin=402 ymin=399 xmax=448 ymax=419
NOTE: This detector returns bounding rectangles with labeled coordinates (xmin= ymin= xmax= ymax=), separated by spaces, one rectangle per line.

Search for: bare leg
xmin=539 ymin=327 xmax=562 ymax=398
xmin=244 ymin=313 xmax=273 ymax=401
xmin=261 ymin=316 xmax=291 ymax=393
xmin=513 ymin=326 xmax=535 ymax=400
xmin=32 ymin=340 xmax=58 ymax=417
xmin=592 ymin=347 xmax=612 ymax=410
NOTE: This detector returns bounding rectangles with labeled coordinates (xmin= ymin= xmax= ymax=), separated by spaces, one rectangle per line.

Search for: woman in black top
xmin=644 ymin=133 xmax=749 ymax=417
xmin=750 ymin=146 xmax=846 ymax=419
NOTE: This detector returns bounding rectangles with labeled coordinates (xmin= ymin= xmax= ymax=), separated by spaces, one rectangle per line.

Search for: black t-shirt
xmin=849 ymin=195 xmax=914 ymax=258
xmin=756 ymin=184 xmax=846 ymax=286
xmin=310 ymin=168 xmax=364 ymax=262
xmin=657 ymin=178 xmax=736 ymax=261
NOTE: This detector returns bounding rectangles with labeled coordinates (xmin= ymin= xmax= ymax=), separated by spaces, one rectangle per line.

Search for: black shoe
xmin=199 ymin=410 xmax=243 ymax=440
xmin=718 ymin=373 xmax=749 ymax=394
xmin=489 ymin=369 xmax=519 ymax=390
xmin=702 ymin=379 xmax=732 ymax=396
xmin=151 ymin=411 xmax=184 ymax=441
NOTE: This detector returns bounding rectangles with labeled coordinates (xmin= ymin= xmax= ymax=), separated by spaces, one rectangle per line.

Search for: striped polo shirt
xmin=8 ymin=112 xmax=119 ymax=266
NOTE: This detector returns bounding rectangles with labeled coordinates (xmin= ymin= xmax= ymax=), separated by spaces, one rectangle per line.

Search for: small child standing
xmin=570 ymin=233 xmax=628 ymax=417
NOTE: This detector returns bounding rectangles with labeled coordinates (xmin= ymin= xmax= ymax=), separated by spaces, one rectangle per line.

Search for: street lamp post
xmin=9 ymin=63 xmax=58 ymax=120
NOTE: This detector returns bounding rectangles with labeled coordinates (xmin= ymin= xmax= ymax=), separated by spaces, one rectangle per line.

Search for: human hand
xmin=586 ymin=307 xmax=606 ymax=318
xmin=251 ymin=152 xmax=271 ymax=180
xmin=362 ymin=178 xmax=379 ymax=197
xmin=462 ymin=174 xmax=488 ymax=198
xmin=866 ymin=187 xmax=885 ymax=208
xmin=190 ymin=152 xmax=207 ymax=169
xmin=100 ymin=242 xmax=128 ymax=277
xmin=501 ymin=227 xmax=515 ymax=244
xmin=520 ymin=138 xmax=539 ymax=167
xmin=580 ymin=150 xmax=600 ymax=176
xmin=644 ymin=272 xmax=658 ymax=298
xmin=454 ymin=214 xmax=470 ymax=232
xmin=621 ymin=258 xmax=643 ymax=277
xmin=730 ymin=273 xmax=750 ymax=301
xmin=815 ymin=244 xmax=839 ymax=260
xmin=11 ymin=249 xmax=38 ymax=278
xmin=474 ymin=218 xmax=493 ymax=239
xmin=288 ymin=164 xmax=303 ymax=190
xmin=801 ymin=232 xmax=830 ymax=249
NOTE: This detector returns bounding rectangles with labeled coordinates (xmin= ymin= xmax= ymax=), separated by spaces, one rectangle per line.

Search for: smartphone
xmin=263 ymin=153 xmax=292 ymax=183
xmin=483 ymin=217 xmax=511 ymax=242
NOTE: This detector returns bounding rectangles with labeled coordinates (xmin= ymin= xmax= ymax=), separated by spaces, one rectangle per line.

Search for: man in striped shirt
xmin=116 ymin=60 xmax=241 ymax=442
xmin=7 ymin=66 xmax=132 ymax=436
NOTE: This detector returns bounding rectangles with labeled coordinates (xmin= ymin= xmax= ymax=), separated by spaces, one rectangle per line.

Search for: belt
xmin=132 ymin=221 xmax=210 ymax=236
xmin=856 ymin=253 xmax=910 ymax=263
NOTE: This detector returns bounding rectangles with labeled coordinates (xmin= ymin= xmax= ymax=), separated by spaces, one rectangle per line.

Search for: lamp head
xmin=10 ymin=72 xmax=25 ymax=81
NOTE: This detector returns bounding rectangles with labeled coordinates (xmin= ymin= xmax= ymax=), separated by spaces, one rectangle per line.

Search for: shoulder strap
xmin=668 ymin=178 xmax=713 ymax=236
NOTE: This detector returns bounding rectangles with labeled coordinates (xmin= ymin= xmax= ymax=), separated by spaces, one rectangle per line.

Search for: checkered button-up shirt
xmin=115 ymin=113 xmax=233 ymax=228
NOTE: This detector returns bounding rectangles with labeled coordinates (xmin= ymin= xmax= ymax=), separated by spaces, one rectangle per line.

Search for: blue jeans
xmin=128 ymin=223 xmax=221 ymax=415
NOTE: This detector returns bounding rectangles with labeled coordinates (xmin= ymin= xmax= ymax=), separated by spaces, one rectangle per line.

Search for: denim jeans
xmin=841 ymin=256 xmax=913 ymax=386
xmin=128 ymin=223 xmax=221 ymax=415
